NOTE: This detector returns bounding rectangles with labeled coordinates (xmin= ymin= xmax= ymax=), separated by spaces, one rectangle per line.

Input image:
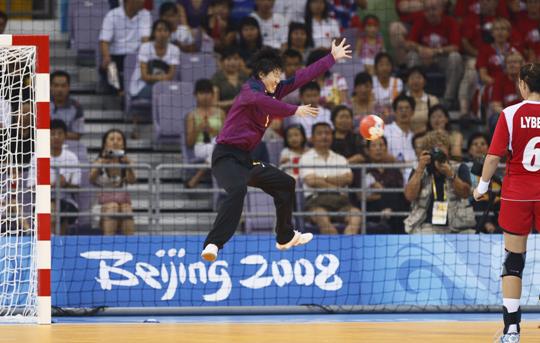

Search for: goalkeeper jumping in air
xmin=201 ymin=38 xmax=352 ymax=262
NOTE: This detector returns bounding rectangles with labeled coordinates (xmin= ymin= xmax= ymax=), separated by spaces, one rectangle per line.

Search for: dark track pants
xmin=204 ymin=144 xmax=296 ymax=249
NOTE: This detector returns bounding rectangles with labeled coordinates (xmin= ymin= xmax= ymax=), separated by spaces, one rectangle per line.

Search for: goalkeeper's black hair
xmin=251 ymin=47 xmax=284 ymax=79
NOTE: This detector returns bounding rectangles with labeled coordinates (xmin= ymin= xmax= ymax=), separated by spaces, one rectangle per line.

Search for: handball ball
xmin=359 ymin=115 xmax=385 ymax=141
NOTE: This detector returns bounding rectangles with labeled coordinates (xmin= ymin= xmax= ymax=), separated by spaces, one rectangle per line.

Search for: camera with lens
xmin=426 ymin=147 xmax=447 ymax=174
xmin=105 ymin=149 xmax=125 ymax=158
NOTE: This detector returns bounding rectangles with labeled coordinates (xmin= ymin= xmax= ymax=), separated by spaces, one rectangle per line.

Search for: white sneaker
xmin=276 ymin=230 xmax=313 ymax=250
xmin=201 ymin=244 xmax=218 ymax=262
xmin=499 ymin=333 xmax=520 ymax=343
xmin=494 ymin=330 xmax=520 ymax=343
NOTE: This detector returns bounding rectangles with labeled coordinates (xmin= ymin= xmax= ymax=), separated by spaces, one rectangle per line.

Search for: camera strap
xmin=431 ymin=177 xmax=448 ymax=225
xmin=475 ymin=185 xmax=496 ymax=234
xmin=431 ymin=177 xmax=447 ymax=201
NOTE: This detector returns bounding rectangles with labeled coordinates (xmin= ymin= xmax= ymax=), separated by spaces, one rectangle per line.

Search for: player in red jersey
xmin=474 ymin=63 xmax=540 ymax=343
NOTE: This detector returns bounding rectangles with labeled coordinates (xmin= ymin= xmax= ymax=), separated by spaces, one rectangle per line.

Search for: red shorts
xmin=499 ymin=199 xmax=540 ymax=235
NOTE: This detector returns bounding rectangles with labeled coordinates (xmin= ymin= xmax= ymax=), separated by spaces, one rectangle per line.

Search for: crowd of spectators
xmin=49 ymin=0 xmax=528 ymax=235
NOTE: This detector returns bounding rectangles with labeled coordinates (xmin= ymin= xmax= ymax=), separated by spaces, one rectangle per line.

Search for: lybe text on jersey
xmin=520 ymin=116 xmax=540 ymax=129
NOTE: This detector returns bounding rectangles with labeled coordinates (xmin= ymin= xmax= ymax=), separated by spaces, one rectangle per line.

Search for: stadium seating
xmin=331 ymin=59 xmax=365 ymax=94
xmin=179 ymin=53 xmax=217 ymax=83
xmin=152 ymin=81 xmax=194 ymax=148
xmin=244 ymin=188 xmax=275 ymax=232
xmin=70 ymin=0 xmax=108 ymax=66
xmin=265 ymin=139 xmax=284 ymax=166
xmin=124 ymin=53 xmax=152 ymax=118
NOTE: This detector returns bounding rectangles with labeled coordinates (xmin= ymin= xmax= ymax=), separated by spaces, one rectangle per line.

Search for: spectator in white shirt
xmin=279 ymin=124 xmax=309 ymax=179
xmin=372 ymin=52 xmax=403 ymax=121
xmin=384 ymin=94 xmax=416 ymax=182
xmin=129 ymin=19 xmax=180 ymax=138
xmin=274 ymin=0 xmax=307 ymax=24
xmin=286 ymin=81 xmax=333 ymax=140
xmin=304 ymin=0 xmax=341 ymax=49
xmin=50 ymin=119 xmax=81 ymax=235
xmin=159 ymin=1 xmax=195 ymax=52
xmin=129 ymin=20 xmax=180 ymax=99
xmin=99 ymin=0 xmax=152 ymax=93
xmin=299 ymin=123 xmax=361 ymax=234
xmin=250 ymin=0 xmax=288 ymax=49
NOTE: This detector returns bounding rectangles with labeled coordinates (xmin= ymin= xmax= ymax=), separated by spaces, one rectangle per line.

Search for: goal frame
xmin=0 ymin=34 xmax=51 ymax=324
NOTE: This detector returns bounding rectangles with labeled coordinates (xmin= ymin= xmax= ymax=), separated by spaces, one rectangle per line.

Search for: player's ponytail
xmin=251 ymin=47 xmax=283 ymax=80
xmin=519 ymin=63 xmax=540 ymax=93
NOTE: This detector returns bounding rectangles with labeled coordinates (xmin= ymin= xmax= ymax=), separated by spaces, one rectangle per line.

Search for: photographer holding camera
xmin=404 ymin=130 xmax=476 ymax=234
xmin=90 ymin=129 xmax=136 ymax=235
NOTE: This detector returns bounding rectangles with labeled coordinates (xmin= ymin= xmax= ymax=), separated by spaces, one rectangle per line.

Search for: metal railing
xmin=52 ymin=163 xmax=152 ymax=235
xmin=51 ymin=162 xmax=504 ymax=235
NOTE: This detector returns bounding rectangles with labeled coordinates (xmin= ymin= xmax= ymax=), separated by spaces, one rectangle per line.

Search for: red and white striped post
xmin=0 ymin=35 xmax=51 ymax=324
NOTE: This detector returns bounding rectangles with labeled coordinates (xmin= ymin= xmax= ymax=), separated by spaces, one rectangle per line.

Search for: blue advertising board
xmin=49 ymin=235 xmax=540 ymax=308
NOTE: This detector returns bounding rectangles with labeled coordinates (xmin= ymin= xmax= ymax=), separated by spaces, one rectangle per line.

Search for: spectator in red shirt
xmin=517 ymin=0 xmax=540 ymax=61
xmin=389 ymin=0 xmax=424 ymax=66
xmin=406 ymin=0 xmax=463 ymax=107
xmin=454 ymin=0 xmax=508 ymax=23
xmin=476 ymin=18 xmax=519 ymax=86
xmin=395 ymin=0 xmax=424 ymax=25
xmin=458 ymin=0 xmax=498 ymax=116
xmin=507 ymin=0 xmax=526 ymax=25
xmin=490 ymin=49 xmax=524 ymax=129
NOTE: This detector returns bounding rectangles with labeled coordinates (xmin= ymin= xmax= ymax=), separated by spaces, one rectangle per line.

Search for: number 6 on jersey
xmin=523 ymin=137 xmax=540 ymax=172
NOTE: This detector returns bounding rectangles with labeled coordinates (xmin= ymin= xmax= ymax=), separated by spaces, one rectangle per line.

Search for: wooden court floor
xmin=2 ymin=321 xmax=540 ymax=343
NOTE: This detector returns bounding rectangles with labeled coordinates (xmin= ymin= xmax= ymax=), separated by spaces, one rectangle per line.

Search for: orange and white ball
xmin=359 ymin=114 xmax=385 ymax=141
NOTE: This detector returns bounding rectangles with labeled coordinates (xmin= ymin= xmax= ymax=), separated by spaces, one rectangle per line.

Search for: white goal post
xmin=0 ymin=34 xmax=50 ymax=324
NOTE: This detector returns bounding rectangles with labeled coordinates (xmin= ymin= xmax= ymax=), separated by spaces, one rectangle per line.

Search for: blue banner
xmin=51 ymin=235 xmax=540 ymax=308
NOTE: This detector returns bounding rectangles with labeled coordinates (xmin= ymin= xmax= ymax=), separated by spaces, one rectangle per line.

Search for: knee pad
xmin=501 ymin=250 xmax=526 ymax=278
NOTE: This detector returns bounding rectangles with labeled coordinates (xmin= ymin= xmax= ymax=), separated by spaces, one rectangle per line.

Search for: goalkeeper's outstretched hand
xmin=295 ymin=104 xmax=319 ymax=117
xmin=331 ymin=38 xmax=352 ymax=61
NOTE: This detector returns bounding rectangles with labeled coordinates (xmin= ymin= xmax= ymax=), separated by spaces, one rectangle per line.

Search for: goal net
xmin=0 ymin=36 xmax=50 ymax=324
